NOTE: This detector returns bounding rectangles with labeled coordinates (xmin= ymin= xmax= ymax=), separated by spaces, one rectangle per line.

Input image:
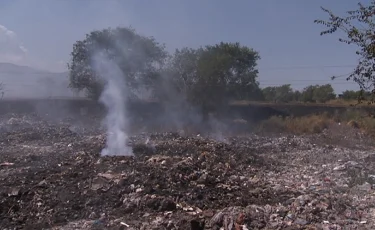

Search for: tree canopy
xmin=166 ymin=42 xmax=262 ymax=114
xmin=261 ymin=84 xmax=337 ymax=103
xmin=68 ymin=28 xmax=263 ymax=115
xmin=262 ymin=84 xmax=295 ymax=103
xmin=299 ymin=84 xmax=336 ymax=103
xmin=68 ymin=27 xmax=168 ymax=100
xmin=67 ymin=25 xmax=351 ymax=113
xmin=314 ymin=1 xmax=375 ymax=93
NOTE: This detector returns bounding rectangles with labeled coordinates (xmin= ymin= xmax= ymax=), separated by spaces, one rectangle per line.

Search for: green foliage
xmin=67 ymin=27 xmax=168 ymax=100
xmin=315 ymin=2 xmax=375 ymax=93
xmin=312 ymin=84 xmax=336 ymax=103
xmin=293 ymin=90 xmax=302 ymax=102
xmin=341 ymin=90 xmax=362 ymax=101
xmin=167 ymin=42 xmax=262 ymax=113
xmin=261 ymin=84 xmax=336 ymax=103
xmin=300 ymin=85 xmax=314 ymax=103
xmin=262 ymin=84 xmax=296 ymax=103
xmin=67 ymin=27 xmax=262 ymax=115
xmin=346 ymin=90 xmax=375 ymax=101
xmin=67 ymin=25 xmax=347 ymax=113
xmin=161 ymin=47 xmax=201 ymax=101
xmin=300 ymin=84 xmax=336 ymax=103
xmin=262 ymin=87 xmax=276 ymax=102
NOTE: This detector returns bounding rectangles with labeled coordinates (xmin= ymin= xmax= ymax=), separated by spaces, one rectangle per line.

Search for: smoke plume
xmin=91 ymin=52 xmax=132 ymax=156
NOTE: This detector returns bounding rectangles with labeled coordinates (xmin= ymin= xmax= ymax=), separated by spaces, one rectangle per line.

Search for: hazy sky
xmin=0 ymin=0 xmax=369 ymax=93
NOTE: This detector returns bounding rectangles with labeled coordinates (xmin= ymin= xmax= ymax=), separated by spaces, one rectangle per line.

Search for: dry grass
xmin=231 ymin=99 xmax=375 ymax=107
xmin=340 ymin=110 xmax=375 ymax=135
xmin=258 ymin=114 xmax=332 ymax=134
xmin=325 ymin=99 xmax=375 ymax=107
xmin=325 ymin=99 xmax=359 ymax=106
xmin=257 ymin=109 xmax=375 ymax=136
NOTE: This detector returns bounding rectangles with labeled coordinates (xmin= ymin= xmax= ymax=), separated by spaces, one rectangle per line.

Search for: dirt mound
xmin=1 ymin=114 xmax=375 ymax=229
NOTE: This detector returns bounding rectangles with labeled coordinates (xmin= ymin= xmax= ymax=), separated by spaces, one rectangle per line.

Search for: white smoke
xmin=91 ymin=52 xmax=133 ymax=156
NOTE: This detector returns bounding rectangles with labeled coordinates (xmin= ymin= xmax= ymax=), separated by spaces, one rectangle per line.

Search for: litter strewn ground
xmin=1 ymin=113 xmax=375 ymax=229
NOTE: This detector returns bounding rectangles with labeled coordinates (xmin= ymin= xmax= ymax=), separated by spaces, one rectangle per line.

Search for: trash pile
xmin=0 ymin=114 xmax=375 ymax=229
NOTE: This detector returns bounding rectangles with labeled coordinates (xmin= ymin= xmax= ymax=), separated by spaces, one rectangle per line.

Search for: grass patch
xmin=325 ymin=99 xmax=360 ymax=106
xmin=258 ymin=114 xmax=332 ymax=134
xmin=257 ymin=109 xmax=375 ymax=136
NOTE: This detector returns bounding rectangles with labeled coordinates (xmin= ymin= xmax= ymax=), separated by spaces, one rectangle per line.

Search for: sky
xmin=0 ymin=0 xmax=370 ymax=93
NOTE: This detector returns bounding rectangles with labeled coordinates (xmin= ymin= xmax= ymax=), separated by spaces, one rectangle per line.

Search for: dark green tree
xmin=315 ymin=2 xmax=375 ymax=93
xmin=167 ymin=42 xmax=262 ymax=117
xmin=301 ymin=85 xmax=316 ymax=102
xmin=301 ymin=84 xmax=336 ymax=103
xmin=262 ymin=86 xmax=277 ymax=102
xmin=341 ymin=90 xmax=362 ymax=100
xmin=293 ymin=90 xmax=302 ymax=102
xmin=313 ymin=84 xmax=336 ymax=103
xmin=262 ymin=84 xmax=295 ymax=103
xmin=68 ymin=27 xmax=168 ymax=100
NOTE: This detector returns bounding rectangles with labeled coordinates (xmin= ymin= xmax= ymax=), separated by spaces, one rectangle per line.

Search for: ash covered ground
xmin=1 ymin=113 xmax=375 ymax=230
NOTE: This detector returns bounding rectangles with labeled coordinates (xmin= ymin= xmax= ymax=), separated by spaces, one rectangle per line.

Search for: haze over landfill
xmin=2 ymin=0 xmax=375 ymax=229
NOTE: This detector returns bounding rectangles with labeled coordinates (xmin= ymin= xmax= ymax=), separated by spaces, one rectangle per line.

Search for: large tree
xmin=314 ymin=2 xmax=375 ymax=93
xmin=312 ymin=84 xmax=336 ymax=103
xmin=68 ymin=27 xmax=168 ymax=100
xmin=167 ymin=42 xmax=262 ymax=117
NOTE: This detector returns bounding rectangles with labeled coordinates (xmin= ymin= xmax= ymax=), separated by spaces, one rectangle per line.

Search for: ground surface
xmin=1 ymin=113 xmax=375 ymax=229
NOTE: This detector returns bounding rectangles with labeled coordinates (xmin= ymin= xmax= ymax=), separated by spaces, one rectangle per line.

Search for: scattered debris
xmin=0 ymin=114 xmax=375 ymax=229
xmin=0 ymin=162 xmax=14 ymax=166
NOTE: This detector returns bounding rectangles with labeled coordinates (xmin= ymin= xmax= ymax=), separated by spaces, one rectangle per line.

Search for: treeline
xmin=340 ymin=90 xmax=375 ymax=101
xmin=260 ymin=84 xmax=368 ymax=103
xmin=261 ymin=84 xmax=335 ymax=103
xmin=68 ymin=27 xmax=265 ymax=116
xmin=67 ymin=27 xmax=367 ymax=118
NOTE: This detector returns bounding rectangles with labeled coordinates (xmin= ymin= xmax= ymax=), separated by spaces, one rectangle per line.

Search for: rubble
xmin=0 ymin=113 xmax=375 ymax=229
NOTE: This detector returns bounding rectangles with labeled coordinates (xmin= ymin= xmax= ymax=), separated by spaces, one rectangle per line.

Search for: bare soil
xmin=1 ymin=113 xmax=375 ymax=229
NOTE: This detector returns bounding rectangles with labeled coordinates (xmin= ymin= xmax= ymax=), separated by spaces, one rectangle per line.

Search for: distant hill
xmin=0 ymin=63 xmax=79 ymax=99
xmin=0 ymin=63 xmax=49 ymax=74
